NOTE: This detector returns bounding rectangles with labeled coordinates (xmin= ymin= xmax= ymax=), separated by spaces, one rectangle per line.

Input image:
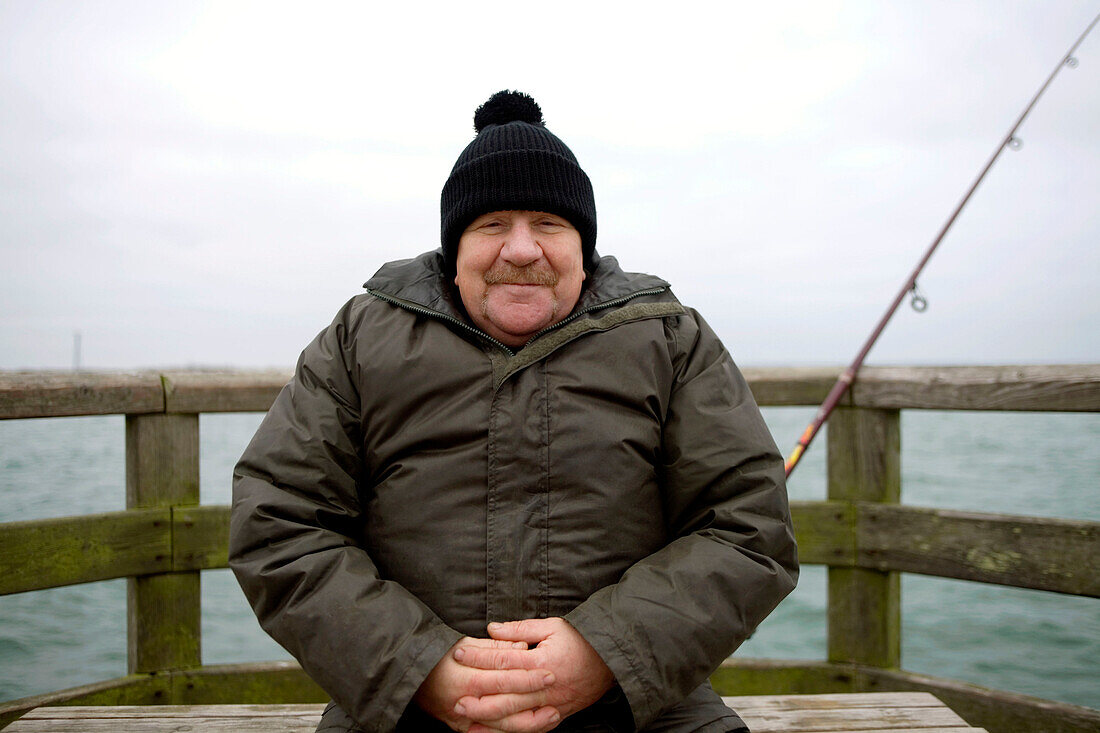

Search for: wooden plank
xmin=0 ymin=663 xmax=321 ymax=728
xmin=162 ymin=370 xmax=291 ymax=413
xmin=173 ymin=505 xmax=230 ymax=571
xmin=711 ymin=659 xmax=857 ymax=696
xmin=856 ymin=505 xmax=1100 ymax=597
xmin=721 ymin=692 xmax=985 ymax=731
xmin=16 ymin=704 xmax=325 ymax=718
xmin=172 ymin=662 xmax=328 ymax=705
xmin=0 ymin=372 xmax=163 ymax=419
xmin=125 ymin=414 xmax=199 ymax=509
xmin=827 ymin=408 xmax=901 ymax=670
xmin=743 ymin=367 xmax=842 ymax=407
xmin=125 ymin=414 xmax=201 ymax=675
xmin=725 ymin=692 xmax=954 ymax=711
xmin=0 ymin=509 xmax=171 ymax=595
xmin=126 ymin=574 xmax=201 ymax=675
xmin=733 ymin=705 xmax=967 ymax=732
xmin=791 ymin=501 xmax=856 ymax=567
xmin=859 ymin=666 xmax=1100 ymax=733
xmin=0 ymin=674 xmax=166 ymax=730
xmin=827 ymin=568 xmax=900 ymax=667
xmin=8 ymin=695 xmax=978 ymax=733
xmin=3 ymin=365 xmax=1098 ymax=418
xmin=783 ymin=729 xmax=981 ymax=733
xmin=827 ymin=408 xmax=901 ymax=504
xmin=5 ymin=715 xmax=319 ymax=732
xmin=849 ymin=365 xmax=1100 ymax=412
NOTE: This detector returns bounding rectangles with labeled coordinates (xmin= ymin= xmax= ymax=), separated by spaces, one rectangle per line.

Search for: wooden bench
xmin=5 ymin=692 xmax=984 ymax=732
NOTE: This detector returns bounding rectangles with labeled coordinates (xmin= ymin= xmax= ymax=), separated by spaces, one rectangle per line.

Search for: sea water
xmin=1 ymin=408 xmax=1097 ymax=708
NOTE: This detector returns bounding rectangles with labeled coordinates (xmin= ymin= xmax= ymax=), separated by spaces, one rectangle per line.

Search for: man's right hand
xmin=413 ymin=638 xmax=561 ymax=733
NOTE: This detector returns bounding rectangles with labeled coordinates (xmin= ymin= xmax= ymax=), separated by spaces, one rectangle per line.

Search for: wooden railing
xmin=1 ymin=366 xmax=1098 ymax=733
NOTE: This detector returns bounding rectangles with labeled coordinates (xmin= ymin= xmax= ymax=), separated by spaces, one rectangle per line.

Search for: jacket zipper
xmin=366 ymin=285 xmax=670 ymax=354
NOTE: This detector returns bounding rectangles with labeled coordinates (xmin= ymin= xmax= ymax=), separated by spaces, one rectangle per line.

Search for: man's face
xmin=455 ymin=210 xmax=586 ymax=348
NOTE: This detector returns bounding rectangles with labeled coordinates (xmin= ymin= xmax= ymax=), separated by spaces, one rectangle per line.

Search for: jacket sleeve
xmin=565 ymin=308 xmax=799 ymax=729
xmin=228 ymin=297 xmax=463 ymax=733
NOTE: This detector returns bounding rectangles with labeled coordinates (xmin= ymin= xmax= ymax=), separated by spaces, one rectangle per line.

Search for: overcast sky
xmin=2 ymin=1 xmax=1098 ymax=370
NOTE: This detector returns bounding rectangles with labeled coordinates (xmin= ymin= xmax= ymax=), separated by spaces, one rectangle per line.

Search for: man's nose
xmin=500 ymin=224 xmax=543 ymax=266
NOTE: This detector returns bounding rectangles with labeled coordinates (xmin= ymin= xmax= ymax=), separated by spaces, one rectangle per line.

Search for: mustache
xmin=484 ymin=263 xmax=559 ymax=286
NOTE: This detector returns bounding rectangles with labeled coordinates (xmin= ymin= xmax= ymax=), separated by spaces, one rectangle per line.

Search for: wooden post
xmin=125 ymin=413 xmax=201 ymax=675
xmin=827 ymin=406 xmax=901 ymax=669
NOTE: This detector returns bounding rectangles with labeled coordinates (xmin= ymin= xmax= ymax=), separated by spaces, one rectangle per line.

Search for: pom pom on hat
xmin=474 ymin=90 xmax=544 ymax=132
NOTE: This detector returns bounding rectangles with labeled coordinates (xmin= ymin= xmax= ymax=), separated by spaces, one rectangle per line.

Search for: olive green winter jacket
xmin=229 ymin=251 xmax=798 ymax=733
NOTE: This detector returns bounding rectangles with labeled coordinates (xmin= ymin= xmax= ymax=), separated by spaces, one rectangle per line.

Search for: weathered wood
xmin=0 ymin=674 xmax=166 ymax=730
xmin=125 ymin=414 xmax=201 ymax=675
xmin=5 ymin=707 xmax=321 ymax=732
xmin=828 ymin=567 xmax=901 ymax=669
xmin=6 ymin=693 xmax=983 ymax=732
xmin=173 ymin=662 xmax=328 ymax=705
xmin=173 ymin=505 xmax=231 ymax=571
xmin=712 ymin=659 xmax=857 ymax=696
xmin=0 ymin=509 xmax=170 ymax=595
xmin=127 ymin=575 xmax=201 ymax=676
xmin=849 ymin=364 xmax=1100 ymax=412
xmin=859 ymin=666 xmax=1100 ymax=733
xmin=827 ymin=408 xmax=901 ymax=670
xmin=742 ymin=367 xmax=842 ymax=407
xmin=790 ymin=501 xmax=856 ymax=566
xmin=733 ymin=706 xmax=969 ymax=730
xmin=726 ymin=691 xmax=960 ymax=711
xmin=125 ymin=414 xmax=199 ymax=509
xmin=19 ymin=704 xmax=325 ymax=718
xmin=827 ymin=408 xmax=901 ymax=504
xmin=727 ymin=691 xmax=971 ymax=731
xmin=857 ymin=504 xmax=1100 ymax=597
xmin=0 ymin=372 xmax=163 ymax=419
xmin=162 ymin=370 xmax=291 ymax=414
xmin=2 ymin=366 xmax=1098 ymax=418
xmin=0 ymin=664 xmax=321 ymax=729
xmin=743 ymin=364 xmax=1100 ymax=411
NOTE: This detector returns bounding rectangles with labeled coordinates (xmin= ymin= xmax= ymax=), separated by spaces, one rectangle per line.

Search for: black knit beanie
xmin=440 ymin=90 xmax=597 ymax=273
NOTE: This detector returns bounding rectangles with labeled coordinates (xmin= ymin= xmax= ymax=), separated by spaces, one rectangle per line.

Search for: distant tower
xmin=72 ymin=331 xmax=82 ymax=371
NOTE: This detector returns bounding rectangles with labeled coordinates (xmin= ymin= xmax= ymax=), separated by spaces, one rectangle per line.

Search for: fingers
xmin=465 ymin=705 xmax=561 ymax=733
xmin=486 ymin=618 xmax=560 ymax=645
xmin=458 ymin=637 xmax=530 ymax=651
xmin=456 ymin=691 xmax=549 ymax=722
xmin=464 ymin=668 xmax=556 ymax=697
xmin=455 ymin=644 xmax=543 ymax=671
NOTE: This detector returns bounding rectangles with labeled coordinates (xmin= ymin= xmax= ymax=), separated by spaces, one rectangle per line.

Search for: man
xmin=230 ymin=90 xmax=797 ymax=733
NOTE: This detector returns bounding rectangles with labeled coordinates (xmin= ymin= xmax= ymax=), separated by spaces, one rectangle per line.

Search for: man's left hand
xmin=452 ymin=617 xmax=615 ymax=732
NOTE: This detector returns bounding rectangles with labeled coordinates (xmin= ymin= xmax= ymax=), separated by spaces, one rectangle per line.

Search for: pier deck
xmin=6 ymin=692 xmax=983 ymax=732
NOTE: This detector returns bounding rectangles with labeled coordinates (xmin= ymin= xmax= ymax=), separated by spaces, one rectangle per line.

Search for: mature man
xmin=230 ymin=91 xmax=798 ymax=733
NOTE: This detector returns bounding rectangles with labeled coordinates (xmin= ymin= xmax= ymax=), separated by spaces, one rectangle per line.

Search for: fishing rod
xmin=784 ymin=12 xmax=1100 ymax=478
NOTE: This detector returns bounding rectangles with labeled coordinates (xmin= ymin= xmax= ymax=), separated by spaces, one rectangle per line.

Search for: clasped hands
xmin=414 ymin=617 xmax=614 ymax=733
